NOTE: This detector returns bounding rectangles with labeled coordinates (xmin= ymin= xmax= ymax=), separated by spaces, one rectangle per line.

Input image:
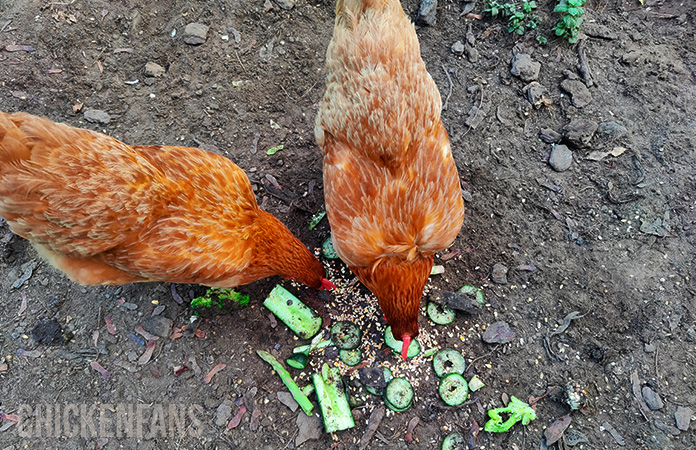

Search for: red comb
xmin=401 ymin=334 xmax=411 ymax=361
xmin=320 ymin=278 xmax=336 ymax=290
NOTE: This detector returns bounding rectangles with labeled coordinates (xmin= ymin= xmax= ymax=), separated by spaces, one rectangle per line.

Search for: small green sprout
xmin=553 ymin=0 xmax=586 ymax=43
xmin=484 ymin=396 xmax=536 ymax=433
xmin=485 ymin=1 xmax=539 ymax=38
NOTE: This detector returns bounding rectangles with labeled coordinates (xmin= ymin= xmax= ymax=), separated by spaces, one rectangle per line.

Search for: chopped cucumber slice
xmin=432 ymin=349 xmax=466 ymax=378
xmin=384 ymin=326 xmax=421 ymax=358
xmin=458 ymin=285 xmax=485 ymax=307
xmin=339 ymin=348 xmax=362 ymax=366
xmin=330 ymin=321 xmax=362 ymax=350
xmin=427 ymin=301 xmax=455 ymax=325
xmin=384 ymin=377 xmax=413 ymax=412
xmin=468 ymin=375 xmax=485 ymax=392
xmin=313 ymin=363 xmax=355 ymax=432
xmin=441 ymin=432 xmax=465 ymax=450
xmin=286 ymin=353 xmax=308 ymax=370
xmin=293 ymin=339 xmax=332 ymax=354
xmin=264 ymin=285 xmax=321 ymax=340
xmin=362 ymin=366 xmax=392 ymax=396
xmin=322 ymin=236 xmax=339 ymax=259
xmin=438 ymin=373 xmax=469 ymax=406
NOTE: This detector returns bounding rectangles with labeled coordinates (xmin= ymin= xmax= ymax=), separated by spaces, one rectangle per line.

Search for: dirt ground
xmin=0 ymin=0 xmax=695 ymax=448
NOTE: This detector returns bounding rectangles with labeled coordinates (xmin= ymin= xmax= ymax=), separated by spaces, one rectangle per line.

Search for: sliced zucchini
xmin=432 ymin=349 xmax=466 ymax=378
xmin=384 ymin=326 xmax=421 ymax=358
xmin=301 ymin=383 xmax=315 ymax=397
xmin=263 ymin=285 xmax=321 ymax=340
xmin=458 ymin=285 xmax=485 ymax=307
xmin=330 ymin=321 xmax=362 ymax=350
xmin=339 ymin=348 xmax=362 ymax=366
xmin=441 ymin=432 xmax=465 ymax=450
xmin=384 ymin=377 xmax=413 ymax=412
xmin=438 ymin=373 xmax=469 ymax=406
xmin=286 ymin=353 xmax=308 ymax=370
xmin=362 ymin=366 xmax=392 ymax=396
xmin=313 ymin=363 xmax=355 ymax=432
xmin=257 ymin=350 xmax=314 ymax=416
xmin=427 ymin=301 xmax=455 ymax=325
xmin=322 ymin=236 xmax=339 ymax=259
xmin=293 ymin=339 xmax=332 ymax=354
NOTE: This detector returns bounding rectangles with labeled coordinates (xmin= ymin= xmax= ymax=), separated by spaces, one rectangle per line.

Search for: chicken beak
xmin=320 ymin=278 xmax=336 ymax=290
xmin=401 ymin=334 xmax=412 ymax=361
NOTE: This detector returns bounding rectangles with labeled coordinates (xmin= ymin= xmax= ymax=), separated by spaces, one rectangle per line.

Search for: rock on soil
xmin=142 ymin=315 xmax=173 ymax=338
xmin=539 ymin=128 xmax=562 ymax=144
xmin=83 ymin=109 xmax=111 ymax=124
xmin=295 ymin=412 xmax=322 ymax=446
xmin=524 ymin=81 xmax=551 ymax=109
xmin=215 ymin=401 xmax=233 ymax=426
xmin=563 ymin=119 xmax=598 ymax=148
xmin=549 ymin=145 xmax=573 ymax=172
xmin=183 ymin=23 xmax=209 ymax=45
xmin=31 ymin=318 xmax=66 ymax=345
xmin=451 ymin=41 xmax=465 ymax=56
xmin=483 ymin=321 xmax=515 ymax=344
xmin=560 ymin=79 xmax=592 ymax=108
xmin=274 ymin=0 xmax=295 ymax=9
xmin=416 ymin=0 xmax=438 ymax=26
xmin=675 ymin=406 xmax=692 ymax=431
xmin=510 ymin=53 xmax=540 ymax=82
xmin=490 ymin=263 xmax=508 ymax=284
xmin=144 ymin=62 xmax=165 ymax=77
xmin=641 ymin=386 xmax=664 ymax=410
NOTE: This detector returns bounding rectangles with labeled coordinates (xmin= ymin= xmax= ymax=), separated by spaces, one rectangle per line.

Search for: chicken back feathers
xmin=316 ymin=0 xmax=465 ymax=340
xmin=0 ymin=111 xmax=328 ymax=289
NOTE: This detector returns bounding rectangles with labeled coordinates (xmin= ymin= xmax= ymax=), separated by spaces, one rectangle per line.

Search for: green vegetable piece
xmin=484 ymin=396 xmax=536 ymax=433
xmin=293 ymin=339 xmax=333 ymax=354
xmin=190 ymin=288 xmax=249 ymax=316
xmin=313 ymin=363 xmax=355 ymax=432
xmin=330 ymin=321 xmax=362 ymax=350
xmin=468 ymin=375 xmax=485 ymax=392
xmin=384 ymin=377 xmax=413 ymax=411
xmin=263 ymin=285 xmax=322 ymax=340
xmin=309 ymin=210 xmax=326 ymax=230
xmin=458 ymin=285 xmax=485 ymax=308
xmin=301 ymin=383 xmax=315 ymax=397
xmin=339 ymin=348 xmax=362 ymax=366
xmin=266 ymin=144 xmax=284 ymax=155
xmin=441 ymin=432 xmax=465 ymax=450
xmin=432 ymin=349 xmax=466 ymax=378
xmin=257 ymin=350 xmax=314 ymax=416
xmin=385 ymin=326 xmax=421 ymax=358
xmin=427 ymin=301 xmax=456 ymax=325
xmin=322 ymin=236 xmax=339 ymax=259
xmin=286 ymin=353 xmax=308 ymax=370
xmin=438 ymin=373 xmax=469 ymax=406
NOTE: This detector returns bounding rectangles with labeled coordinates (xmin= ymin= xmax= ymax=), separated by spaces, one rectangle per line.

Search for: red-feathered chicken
xmin=0 ymin=111 xmax=334 ymax=291
xmin=315 ymin=0 xmax=465 ymax=358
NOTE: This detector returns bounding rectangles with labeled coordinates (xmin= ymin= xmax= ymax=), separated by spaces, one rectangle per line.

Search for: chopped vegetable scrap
xmin=484 ymin=396 xmax=536 ymax=433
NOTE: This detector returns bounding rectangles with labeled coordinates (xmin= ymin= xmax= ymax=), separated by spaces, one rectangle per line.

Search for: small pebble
xmin=483 ymin=321 xmax=515 ymax=344
xmin=451 ymin=41 xmax=465 ymax=56
xmin=183 ymin=23 xmax=209 ymax=45
xmin=143 ymin=61 xmax=165 ymax=77
xmin=642 ymin=386 xmax=664 ymax=410
xmin=675 ymin=406 xmax=692 ymax=431
xmin=490 ymin=263 xmax=508 ymax=284
xmin=416 ymin=0 xmax=438 ymax=26
xmin=83 ymin=109 xmax=111 ymax=125
xmin=510 ymin=53 xmax=540 ymax=82
xmin=549 ymin=145 xmax=573 ymax=172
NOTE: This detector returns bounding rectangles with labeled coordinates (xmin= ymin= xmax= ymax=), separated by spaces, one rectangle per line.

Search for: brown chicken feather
xmin=316 ymin=0 xmax=465 ymax=355
xmin=0 ymin=111 xmax=333 ymax=290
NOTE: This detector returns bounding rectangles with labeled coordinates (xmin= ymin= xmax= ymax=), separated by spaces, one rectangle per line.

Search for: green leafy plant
xmin=485 ymin=1 xmax=543 ymax=40
xmin=191 ymin=288 xmax=249 ymax=316
xmin=553 ymin=0 xmax=586 ymax=43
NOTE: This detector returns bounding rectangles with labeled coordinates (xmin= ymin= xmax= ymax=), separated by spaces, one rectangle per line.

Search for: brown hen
xmin=0 ymin=111 xmax=334 ymax=291
xmin=315 ymin=0 xmax=465 ymax=358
